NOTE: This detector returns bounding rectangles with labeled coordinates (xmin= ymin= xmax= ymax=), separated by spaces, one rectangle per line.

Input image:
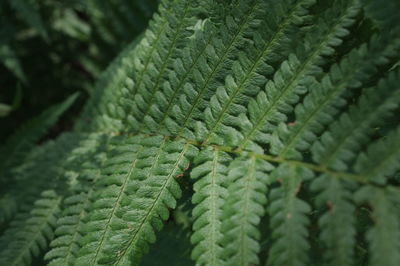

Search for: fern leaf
xmin=44 ymin=134 xmax=110 ymax=266
xmin=139 ymin=1 xmax=248 ymax=135
xmin=272 ymin=34 xmax=400 ymax=160
xmin=267 ymin=163 xmax=313 ymax=266
xmin=75 ymin=35 xmax=144 ymax=132
xmin=309 ymin=69 xmax=400 ymax=262
xmin=2 ymin=0 xmax=400 ymax=264
xmin=311 ymin=175 xmax=356 ymax=266
xmin=190 ymin=148 xmax=232 ymax=265
xmin=165 ymin=0 xmax=263 ymax=139
xmin=314 ymin=70 xmax=400 ymax=171
xmin=304 ymin=71 xmax=400 ymax=266
xmin=238 ymin=0 xmax=361 ymax=151
xmin=78 ymin=1 xmax=176 ymax=133
xmin=353 ymin=127 xmax=400 ymax=184
xmin=0 ymin=190 xmax=61 ymax=266
xmin=356 ymin=186 xmax=400 ymax=266
xmin=220 ymin=155 xmax=272 ymax=266
xmin=120 ymin=0 xmax=200 ymax=133
xmin=201 ymin=0 xmax=315 ymax=146
xmin=0 ymin=133 xmax=80 ymax=226
xmin=75 ymin=135 xmax=197 ymax=265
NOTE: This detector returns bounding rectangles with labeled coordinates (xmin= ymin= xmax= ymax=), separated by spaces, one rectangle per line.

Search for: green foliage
xmin=1 ymin=0 xmax=400 ymax=265
xmin=0 ymin=93 xmax=79 ymax=185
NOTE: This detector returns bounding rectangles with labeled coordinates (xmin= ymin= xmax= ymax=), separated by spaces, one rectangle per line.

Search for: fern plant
xmin=1 ymin=0 xmax=400 ymax=265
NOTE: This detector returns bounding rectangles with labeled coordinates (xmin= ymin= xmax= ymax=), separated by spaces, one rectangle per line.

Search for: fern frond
xmin=0 ymin=190 xmax=61 ymax=266
xmin=201 ymin=0 xmax=315 ymax=146
xmin=271 ymin=34 xmax=400 ymax=160
xmin=120 ymin=0 xmax=200 ymax=133
xmin=314 ymin=70 xmax=400 ymax=171
xmin=354 ymin=127 xmax=400 ymax=184
xmin=295 ymin=69 xmax=400 ymax=266
xmin=75 ymin=135 xmax=197 ymax=265
xmin=143 ymin=20 xmax=218 ymax=135
xmin=356 ymin=186 xmax=400 ymax=266
xmin=298 ymin=68 xmax=400 ymax=264
xmin=0 ymin=132 xmax=80 ymax=226
xmin=220 ymin=156 xmax=272 ymax=266
xmin=76 ymin=35 xmax=144 ymax=132
xmin=139 ymin=1 xmax=248 ymax=135
xmin=308 ymin=67 xmax=400 ymax=262
xmin=165 ymin=0 xmax=264 ymax=139
xmin=190 ymin=148 xmax=232 ymax=265
xmin=237 ymin=0 xmax=361 ymax=151
xmin=311 ymin=175 xmax=356 ymax=266
xmin=267 ymin=163 xmax=313 ymax=266
xmin=45 ymin=133 xmax=110 ymax=266
xmin=2 ymin=0 xmax=400 ymax=264
xmin=78 ymin=1 xmax=175 ymax=132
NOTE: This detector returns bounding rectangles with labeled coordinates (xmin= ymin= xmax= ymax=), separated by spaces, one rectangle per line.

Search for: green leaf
xmin=356 ymin=186 xmax=400 ymax=266
xmin=220 ymin=156 xmax=272 ymax=266
xmin=267 ymin=164 xmax=313 ymax=266
xmin=190 ymin=148 xmax=232 ymax=265
xmin=75 ymin=135 xmax=197 ymax=265
xmin=0 ymin=190 xmax=61 ymax=266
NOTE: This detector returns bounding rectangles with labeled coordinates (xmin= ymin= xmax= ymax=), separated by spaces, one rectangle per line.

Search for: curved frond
xmin=121 ymin=0 xmax=202 ymax=134
xmin=356 ymin=186 xmax=400 ymax=266
xmin=200 ymin=0 xmax=315 ymax=146
xmin=0 ymin=133 xmax=81 ymax=226
xmin=2 ymin=0 xmax=400 ymax=264
xmin=0 ymin=190 xmax=61 ymax=266
xmin=220 ymin=156 xmax=272 ymax=266
xmin=311 ymin=175 xmax=356 ymax=266
xmin=166 ymin=0 xmax=264 ymax=139
xmin=75 ymin=135 xmax=197 ymax=265
xmin=237 ymin=0 xmax=361 ymax=151
xmin=313 ymin=70 xmax=400 ymax=171
xmin=267 ymin=164 xmax=313 ymax=266
xmin=271 ymin=34 xmax=400 ymax=160
xmin=190 ymin=148 xmax=232 ymax=265
xmin=45 ymin=133 xmax=110 ymax=266
xmin=354 ymin=127 xmax=400 ymax=184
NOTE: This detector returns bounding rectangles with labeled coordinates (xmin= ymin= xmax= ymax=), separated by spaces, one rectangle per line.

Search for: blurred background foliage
xmin=0 ymin=0 xmax=158 ymax=140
